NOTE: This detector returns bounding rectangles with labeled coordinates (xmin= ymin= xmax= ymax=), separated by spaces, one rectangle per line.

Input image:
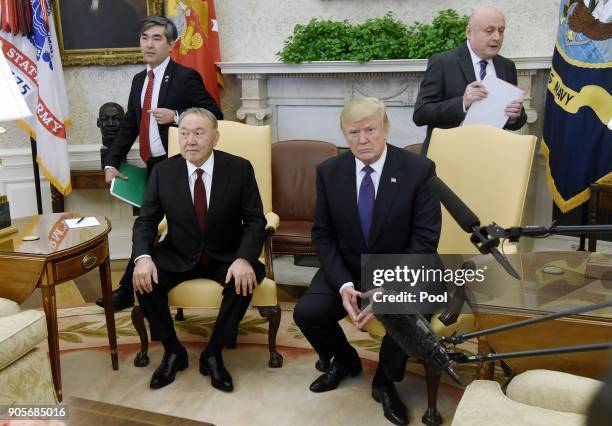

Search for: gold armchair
xmin=131 ymin=121 xmax=283 ymax=369
xmin=361 ymin=125 xmax=537 ymax=425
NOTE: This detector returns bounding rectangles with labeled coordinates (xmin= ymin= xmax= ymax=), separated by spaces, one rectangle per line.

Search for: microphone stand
xmin=468 ymin=222 xmax=612 ymax=281
xmin=441 ymin=299 xmax=612 ymax=365
xmin=442 ymin=299 xmax=612 ymax=345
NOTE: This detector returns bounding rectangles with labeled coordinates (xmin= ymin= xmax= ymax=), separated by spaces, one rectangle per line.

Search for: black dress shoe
xmin=199 ymin=354 xmax=233 ymax=392
xmin=150 ymin=351 xmax=188 ymax=389
xmin=372 ymin=383 xmax=409 ymax=425
xmin=309 ymin=357 xmax=362 ymax=393
xmin=95 ymin=287 xmax=134 ymax=311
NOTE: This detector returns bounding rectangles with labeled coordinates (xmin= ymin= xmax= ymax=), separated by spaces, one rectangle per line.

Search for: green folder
xmin=109 ymin=163 xmax=148 ymax=207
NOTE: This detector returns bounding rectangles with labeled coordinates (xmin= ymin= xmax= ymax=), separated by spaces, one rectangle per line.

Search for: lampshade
xmin=0 ymin=40 xmax=31 ymax=122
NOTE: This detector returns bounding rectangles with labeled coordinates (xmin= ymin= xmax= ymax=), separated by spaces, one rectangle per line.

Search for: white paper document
xmin=462 ymin=75 xmax=525 ymax=128
xmin=64 ymin=217 xmax=101 ymax=228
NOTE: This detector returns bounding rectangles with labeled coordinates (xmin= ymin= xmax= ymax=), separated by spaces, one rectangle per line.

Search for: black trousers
xmin=294 ymin=291 xmax=411 ymax=383
xmin=136 ymin=258 xmax=265 ymax=349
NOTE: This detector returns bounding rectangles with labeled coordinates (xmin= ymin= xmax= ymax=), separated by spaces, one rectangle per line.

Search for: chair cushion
xmin=506 ymin=369 xmax=603 ymax=415
xmin=362 ymin=313 xmax=477 ymax=339
xmin=0 ymin=298 xmax=21 ymax=317
xmin=272 ymin=221 xmax=316 ymax=253
xmin=430 ymin=313 xmax=476 ymax=338
xmin=0 ymin=309 xmax=48 ymax=370
xmin=451 ymin=380 xmax=586 ymax=426
xmin=168 ymin=277 xmax=277 ymax=308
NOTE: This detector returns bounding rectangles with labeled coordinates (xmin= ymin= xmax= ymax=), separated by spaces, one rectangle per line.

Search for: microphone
xmin=428 ymin=175 xmax=480 ymax=233
xmin=370 ymin=292 xmax=463 ymax=387
xmin=428 ymin=176 xmax=521 ymax=279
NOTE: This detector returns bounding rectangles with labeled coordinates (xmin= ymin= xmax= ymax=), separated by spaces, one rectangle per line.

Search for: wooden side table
xmin=51 ymin=170 xmax=109 ymax=213
xmin=0 ymin=213 xmax=118 ymax=402
xmin=587 ymin=183 xmax=612 ymax=252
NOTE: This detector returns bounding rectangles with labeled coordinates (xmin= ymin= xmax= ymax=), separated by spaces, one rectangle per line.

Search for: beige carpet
xmin=61 ymin=345 xmax=462 ymax=426
xmin=49 ymin=304 xmax=479 ymax=425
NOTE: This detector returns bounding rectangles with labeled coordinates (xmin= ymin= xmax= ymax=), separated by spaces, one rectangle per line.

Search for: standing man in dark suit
xmin=96 ymin=15 xmax=222 ymax=311
xmin=294 ymin=98 xmax=441 ymax=425
xmin=132 ymin=108 xmax=266 ymax=391
xmin=413 ymin=6 xmax=527 ymax=154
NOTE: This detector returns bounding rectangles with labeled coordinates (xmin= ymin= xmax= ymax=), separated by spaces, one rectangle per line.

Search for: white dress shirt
xmin=141 ymin=56 xmax=171 ymax=158
xmin=134 ymin=153 xmax=215 ymax=263
xmin=462 ymin=41 xmax=498 ymax=112
xmin=340 ymin=147 xmax=388 ymax=294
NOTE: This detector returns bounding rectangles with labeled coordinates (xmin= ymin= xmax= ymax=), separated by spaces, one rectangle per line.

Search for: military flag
xmin=542 ymin=0 xmax=611 ymax=212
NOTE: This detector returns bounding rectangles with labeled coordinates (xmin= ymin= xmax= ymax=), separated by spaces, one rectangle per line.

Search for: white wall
xmin=216 ymin=0 xmax=559 ymax=62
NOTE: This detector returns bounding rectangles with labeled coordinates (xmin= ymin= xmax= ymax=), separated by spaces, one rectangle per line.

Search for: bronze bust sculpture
xmin=98 ymin=102 xmax=124 ymax=168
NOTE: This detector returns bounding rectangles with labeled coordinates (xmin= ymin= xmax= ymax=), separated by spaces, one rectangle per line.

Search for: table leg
xmin=41 ymin=285 xmax=62 ymax=402
xmin=477 ymin=337 xmax=495 ymax=380
xmin=99 ymin=257 xmax=119 ymax=370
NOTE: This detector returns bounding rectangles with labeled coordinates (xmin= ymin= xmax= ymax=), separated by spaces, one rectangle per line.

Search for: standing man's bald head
xmin=467 ymin=6 xmax=506 ymax=59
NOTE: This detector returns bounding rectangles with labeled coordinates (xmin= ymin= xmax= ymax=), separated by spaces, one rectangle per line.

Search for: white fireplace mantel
xmin=218 ymin=57 xmax=552 ymax=146
xmin=219 ymin=57 xmax=551 ymax=76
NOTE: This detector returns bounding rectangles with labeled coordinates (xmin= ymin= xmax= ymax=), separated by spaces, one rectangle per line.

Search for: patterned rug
xmin=50 ymin=302 xmax=491 ymax=386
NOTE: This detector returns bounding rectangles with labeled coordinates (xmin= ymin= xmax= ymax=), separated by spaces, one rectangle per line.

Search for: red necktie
xmin=194 ymin=169 xmax=207 ymax=232
xmin=139 ymin=70 xmax=154 ymax=163
xmin=194 ymin=169 xmax=209 ymax=265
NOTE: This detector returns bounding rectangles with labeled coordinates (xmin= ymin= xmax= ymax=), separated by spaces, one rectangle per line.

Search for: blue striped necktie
xmin=358 ymin=165 xmax=375 ymax=247
xmin=479 ymin=60 xmax=488 ymax=80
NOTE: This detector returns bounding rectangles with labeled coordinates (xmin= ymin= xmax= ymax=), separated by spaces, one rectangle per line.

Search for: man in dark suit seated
xmin=294 ymin=97 xmax=441 ymax=425
xmin=413 ymin=6 xmax=527 ymax=154
xmin=96 ymin=15 xmax=223 ymax=311
xmin=131 ymin=108 xmax=266 ymax=391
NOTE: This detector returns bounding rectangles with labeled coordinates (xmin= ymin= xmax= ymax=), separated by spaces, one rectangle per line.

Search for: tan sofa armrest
xmin=506 ymin=369 xmax=603 ymax=415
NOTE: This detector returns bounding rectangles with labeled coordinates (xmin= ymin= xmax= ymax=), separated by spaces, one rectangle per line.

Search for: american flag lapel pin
xmin=391 ymin=177 xmax=397 ymax=183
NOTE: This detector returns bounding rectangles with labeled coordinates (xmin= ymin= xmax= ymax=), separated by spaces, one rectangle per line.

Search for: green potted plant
xmin=277 ymin=10 xmax=469 ymax=63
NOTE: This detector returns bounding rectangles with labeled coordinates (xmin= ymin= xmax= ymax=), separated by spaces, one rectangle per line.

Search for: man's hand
xmin=340 ymin=286 xmax=361 ymax=323
xmin=133 ymin=257 xmax=158 ymax=294
xmin=104 ymin=167 xmax=127 ymax=184
xmin=354 ymin=302 xmax=374 ymax=330
xmin=149 ymin=108 xmax=176 ymax=125
xmin=463 ymin=81 xmax=489 ymax=109
xmin=505 ymin=99 xmax=523 ymax=120
xmin=226 ymin=258 xmax=257 ymax=296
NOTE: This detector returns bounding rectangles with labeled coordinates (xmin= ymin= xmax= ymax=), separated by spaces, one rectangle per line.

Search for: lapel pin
xmin=163 ymin=75 xmax=170 ymax=83
xmin=391 ymin=177 xmax=397 ymax=183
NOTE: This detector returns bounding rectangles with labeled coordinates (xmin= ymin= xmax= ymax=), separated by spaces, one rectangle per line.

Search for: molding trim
xmin=218 ymin=57 xmax=552 ymax=75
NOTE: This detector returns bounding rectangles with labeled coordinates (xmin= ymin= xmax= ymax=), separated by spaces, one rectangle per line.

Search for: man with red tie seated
xmin=131 ymin=108 xmax=266 ymax=391
xmin=97 ymin=15 xmax=222 ymax=311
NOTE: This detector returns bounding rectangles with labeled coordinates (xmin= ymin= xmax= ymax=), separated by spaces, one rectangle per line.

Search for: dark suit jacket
xmin=132 ymin=151 xmax=266 ymax=275
xmin=105 ymin=59 xmax=223 ymax=168
xmin=413 ymin=42 xmax=527 ymax=154
xmin=310 ymin=144 xmax=441 ymax=294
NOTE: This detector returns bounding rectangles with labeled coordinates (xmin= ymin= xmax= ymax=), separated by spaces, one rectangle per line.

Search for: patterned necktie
xmin=194 ymin=169 xmax=207 ymax=233
xmin=479 ymin=59 xmax=488 ymax=80
xmin=358 ymin=165 xmax=375 ymax=247
xmin=139 ymin=70 xmax=154 ymax=163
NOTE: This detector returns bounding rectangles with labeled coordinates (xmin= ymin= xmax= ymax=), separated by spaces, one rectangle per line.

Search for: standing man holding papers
xmin=97 ymin=15 xmax=223 ymax=311
xmin=413 ymin=6 xmax=527 ymax=154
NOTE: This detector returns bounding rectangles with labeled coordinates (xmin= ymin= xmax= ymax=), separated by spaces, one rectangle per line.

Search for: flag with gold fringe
xmin=0 ymin=0 xmax=71 ymax=195
xmin=542 ymin=0 xmax=611 ymax=213
xmin=167 ymin=0 xmax=223 ymax=106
